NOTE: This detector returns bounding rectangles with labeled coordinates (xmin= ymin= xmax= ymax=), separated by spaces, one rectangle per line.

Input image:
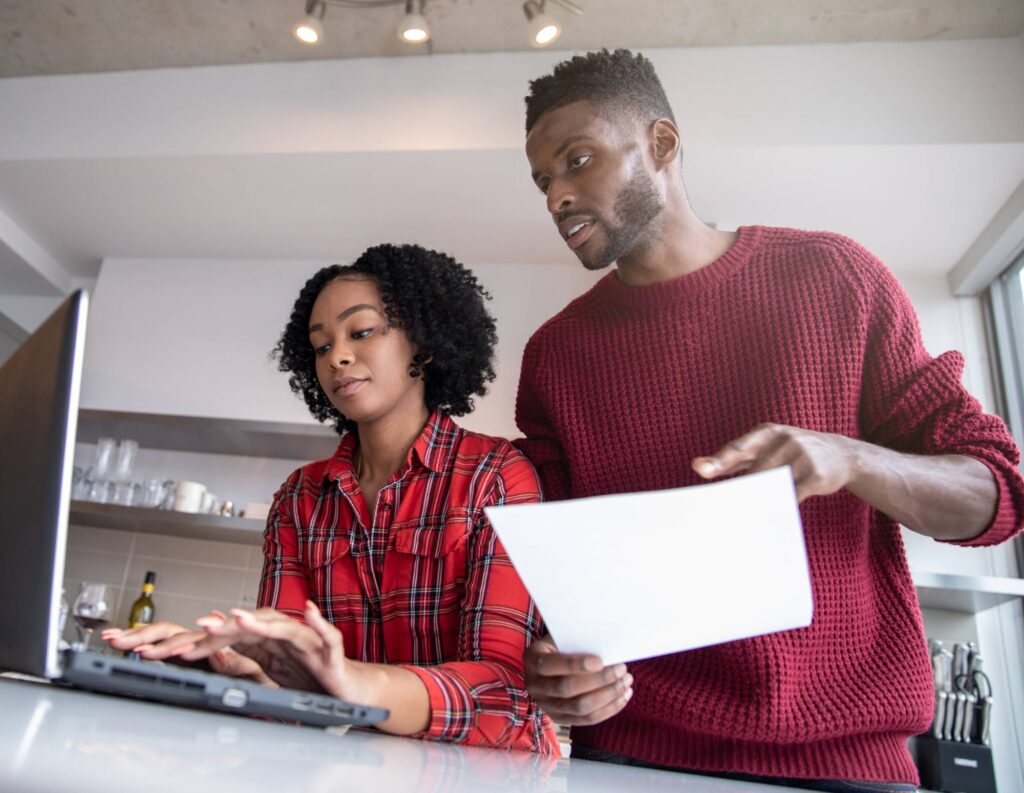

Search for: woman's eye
xmin=313 ymin=343 xmax=331 ymax=356
xmin=351 ymin=328 xmax=375 ymax=340
xmin=569 ymin=154 xmax=591 ymax=170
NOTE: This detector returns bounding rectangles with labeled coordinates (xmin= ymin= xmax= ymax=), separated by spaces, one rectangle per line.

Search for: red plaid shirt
xmin=258 ymin=411 xmax=558 ymax=754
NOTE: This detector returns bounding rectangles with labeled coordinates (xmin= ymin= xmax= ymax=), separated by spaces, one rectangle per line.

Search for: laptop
xmin=0 ymin=290 xmax=388 ymax=728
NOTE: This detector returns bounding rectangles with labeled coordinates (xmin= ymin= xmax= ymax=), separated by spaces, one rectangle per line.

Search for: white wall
xmin=81 ymin=257 xmax=600 ymax=439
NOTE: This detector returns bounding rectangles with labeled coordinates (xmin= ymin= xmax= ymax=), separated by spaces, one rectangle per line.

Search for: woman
xmin=104 ymin=244 xmax=557 ymax=753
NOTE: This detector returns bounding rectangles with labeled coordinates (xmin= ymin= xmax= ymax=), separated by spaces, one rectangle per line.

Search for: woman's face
xmin=307 ymin=276 xmax=426 ymax=427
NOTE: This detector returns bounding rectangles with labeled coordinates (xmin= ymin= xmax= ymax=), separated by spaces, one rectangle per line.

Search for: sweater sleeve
xmin=399 ymin=453 xmax=559 ymax=754
xmin=513 ymin=332 xmax=573 ymax=502
xmin=846 ymin=240 xmax=1024 ymax=547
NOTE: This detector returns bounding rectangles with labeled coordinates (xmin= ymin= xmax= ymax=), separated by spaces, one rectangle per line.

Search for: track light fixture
xmin=397 ymin=0 xmax=430 ymax=43
xmin=292 ymin=0 xmax=582 ymax=49
xmin=293 ymin=0 xmax=326 ymax=45
xmin=522 ymin=0 xmax=583 ymax=47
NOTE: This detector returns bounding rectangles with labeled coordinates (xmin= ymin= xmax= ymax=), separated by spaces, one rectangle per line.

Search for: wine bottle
xmin=128 ymin=571 xmax=157 ymax=628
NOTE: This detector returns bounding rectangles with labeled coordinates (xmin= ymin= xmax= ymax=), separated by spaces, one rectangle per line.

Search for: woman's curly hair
xmin=273 ymin=243 xmax=498 ymax=434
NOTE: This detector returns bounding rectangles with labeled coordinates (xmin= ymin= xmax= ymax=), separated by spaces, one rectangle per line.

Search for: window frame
xmin=984 ymin=250 xmax=1024 ymax=574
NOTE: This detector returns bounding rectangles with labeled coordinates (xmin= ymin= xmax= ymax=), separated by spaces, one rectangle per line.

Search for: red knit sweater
xmin=514 ymin=225 xmax=1024 ymax=783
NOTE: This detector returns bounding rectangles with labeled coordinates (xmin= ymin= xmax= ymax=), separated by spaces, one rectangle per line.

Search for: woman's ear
xmin=409 ymin=352 xmax=433 ymax=379
xmin=651 ymin=118 xmax=681 ymax=171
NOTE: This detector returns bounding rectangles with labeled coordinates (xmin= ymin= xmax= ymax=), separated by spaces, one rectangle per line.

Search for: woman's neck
xmin=355 ymin=404 xmax=432 ymax=485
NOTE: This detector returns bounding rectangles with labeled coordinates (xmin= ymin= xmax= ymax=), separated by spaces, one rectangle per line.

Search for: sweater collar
xmin=597 ymin=225 xmax=761 ymax=310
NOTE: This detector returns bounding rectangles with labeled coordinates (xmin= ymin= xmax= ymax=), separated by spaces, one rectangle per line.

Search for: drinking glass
xmin=113 ymin=439 xmax=139 ymax=483
xmin=86 ymin=437 xmax=117 ymax=502
xmin=72 ymin=583 xmax=111 ymax=651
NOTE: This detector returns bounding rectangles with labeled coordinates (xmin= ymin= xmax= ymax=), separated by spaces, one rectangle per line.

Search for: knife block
xmin=916 ymin=736 xmax=996 ymax=793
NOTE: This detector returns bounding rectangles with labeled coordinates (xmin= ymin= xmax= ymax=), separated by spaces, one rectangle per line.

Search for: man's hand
xmin=692 ymin=422 xmax=997 ymax=541
xmin=693 ymin=423 xmax=856 ymax=502
xmin=524 ymin=635 xmax=632 ymax=726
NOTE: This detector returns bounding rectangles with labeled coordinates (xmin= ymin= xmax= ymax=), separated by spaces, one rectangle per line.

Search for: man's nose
xmin=546 ymin=177 xmax=574 ymax=216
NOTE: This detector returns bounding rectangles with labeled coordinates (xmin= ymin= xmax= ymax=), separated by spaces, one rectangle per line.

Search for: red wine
xmin=74 ymin=616 xmax=110 ymax=631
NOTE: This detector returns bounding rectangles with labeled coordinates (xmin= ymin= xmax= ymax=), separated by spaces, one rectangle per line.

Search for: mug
xmin=173 ymin=480 xmax=206 ymax=513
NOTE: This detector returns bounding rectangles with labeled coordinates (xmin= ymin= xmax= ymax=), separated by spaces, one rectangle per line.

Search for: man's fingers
xmin=528 ymin=648 xmax=604 ymax=677
xmin=529 ymin=664 xmax=626 ymax=700
xmin=693 ymin=424 xmax=784 ymax=478
xmin=540 ymin=675 xmax=634 ymax=725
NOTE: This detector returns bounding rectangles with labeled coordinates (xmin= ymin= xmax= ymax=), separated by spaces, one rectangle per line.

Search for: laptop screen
xmin=0 ymin=290 xmax=88 ymax=679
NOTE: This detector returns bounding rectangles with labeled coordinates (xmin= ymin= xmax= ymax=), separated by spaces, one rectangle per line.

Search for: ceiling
xmin=2 ymin=0 xmax=1024 ymax=78
xmin=0 ymin=2 xmax=1023 ymax=316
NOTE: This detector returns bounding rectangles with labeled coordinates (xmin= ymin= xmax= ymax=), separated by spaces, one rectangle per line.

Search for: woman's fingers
xmin=101 ymin=621 xmax=189 ymax=650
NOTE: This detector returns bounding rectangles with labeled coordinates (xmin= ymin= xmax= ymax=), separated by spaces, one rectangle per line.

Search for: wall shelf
xmin=77 ymin=408 xmax=339 ymax=461
xmin=71 ymin=411 xmax=1024 ymax=616
xmin=70 ymin=501 xmax=264 ymax=546
xmin=70 ymin=501 xmax=1024 ymax=614
xmin=913 ymin=571 xmax=1024 ymax=614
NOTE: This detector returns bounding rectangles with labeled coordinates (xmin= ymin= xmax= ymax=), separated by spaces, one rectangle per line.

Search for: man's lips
xmin=333 ymin=377 xmax=367 ymax=396
xmin=558 ymin=216 xmax=595 ymax=251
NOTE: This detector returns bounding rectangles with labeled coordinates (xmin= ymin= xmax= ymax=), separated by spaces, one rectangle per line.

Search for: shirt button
xmin=381 ymin=503 xmax=392 ymax=511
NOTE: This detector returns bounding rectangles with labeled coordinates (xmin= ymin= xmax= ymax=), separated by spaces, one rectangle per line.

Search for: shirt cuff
xmin=400 ymin=663 xmax=475 ymax=743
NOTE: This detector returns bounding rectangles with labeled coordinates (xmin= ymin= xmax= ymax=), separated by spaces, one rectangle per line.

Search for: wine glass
xmin=72 ymin=583 xmax=111 ymax=651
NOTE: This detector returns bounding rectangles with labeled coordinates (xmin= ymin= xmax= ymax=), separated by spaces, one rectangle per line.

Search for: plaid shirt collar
xmin=322 ymin=410 xmax=460 ymax=484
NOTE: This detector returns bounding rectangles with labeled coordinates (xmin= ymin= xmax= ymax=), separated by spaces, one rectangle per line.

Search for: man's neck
xmin=615 ymin=213 xmax=738 ymax=287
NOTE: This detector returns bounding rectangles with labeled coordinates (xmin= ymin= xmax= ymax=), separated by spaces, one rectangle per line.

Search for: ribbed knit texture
xmin=514 ymin=225 xmax=1024 ymax=784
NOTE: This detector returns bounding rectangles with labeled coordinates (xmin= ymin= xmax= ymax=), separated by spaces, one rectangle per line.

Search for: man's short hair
xmin=524 ymin=48 xmax=676 ymax=134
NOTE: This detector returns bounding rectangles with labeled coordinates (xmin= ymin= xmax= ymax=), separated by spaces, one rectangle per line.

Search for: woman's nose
xmin=329 ymin=347 xmax=352 ymax=369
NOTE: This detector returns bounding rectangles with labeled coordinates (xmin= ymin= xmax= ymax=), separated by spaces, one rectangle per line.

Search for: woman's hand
xmin=181 ymin=601 xmax=367 ymax=702
xmin=101 ymin=613 xmax=275 ymax=685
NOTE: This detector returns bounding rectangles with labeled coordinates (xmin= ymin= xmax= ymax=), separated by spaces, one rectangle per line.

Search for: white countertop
xmin=0 ymin=676 xmax=783 ymax=793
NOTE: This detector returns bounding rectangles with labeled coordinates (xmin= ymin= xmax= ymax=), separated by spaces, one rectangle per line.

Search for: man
xmin=515 ymin=49 xmax=1024 ymax=790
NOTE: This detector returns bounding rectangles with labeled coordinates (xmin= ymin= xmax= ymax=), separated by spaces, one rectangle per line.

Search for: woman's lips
xmin=334 ymin=378 xmax=367 ymax=397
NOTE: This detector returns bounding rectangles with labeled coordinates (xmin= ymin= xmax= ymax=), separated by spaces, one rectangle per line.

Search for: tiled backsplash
xmin=62 ymin=524 xmax=263 ymax=641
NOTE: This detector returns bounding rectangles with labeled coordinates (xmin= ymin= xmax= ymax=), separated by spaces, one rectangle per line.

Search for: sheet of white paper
xmin=484 ymin=466 xmax=813 ymax=666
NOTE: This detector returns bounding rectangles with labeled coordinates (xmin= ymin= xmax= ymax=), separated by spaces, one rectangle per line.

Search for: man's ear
xmin=651 ymin=118 xmax=681 ymax=171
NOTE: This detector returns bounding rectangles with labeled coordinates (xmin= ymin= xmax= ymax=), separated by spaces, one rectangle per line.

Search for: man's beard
xmin=579 ymin=168 xmax=664 ymax=271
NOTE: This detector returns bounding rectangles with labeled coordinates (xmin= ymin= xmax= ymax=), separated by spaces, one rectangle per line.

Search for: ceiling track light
xmin=293 ymin=0 xmax=326 ymax=45
xmin=523 ymin=0 xmax=582 ymax=48
xmin=293 ymin=0 xmax=581 ymax=49
xmin=397 ymin=0 xmax=431 ymax=44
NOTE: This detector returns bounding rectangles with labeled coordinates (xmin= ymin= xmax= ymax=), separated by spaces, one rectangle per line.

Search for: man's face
xmin=526 ymin=100 xmax=664 ymax=270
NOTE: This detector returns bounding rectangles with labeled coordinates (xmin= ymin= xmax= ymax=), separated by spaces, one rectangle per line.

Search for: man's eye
xmin=537 ymin=180 xmax=550 ymax=195
xmin=569 ymin=154 xmax=591 ymax=170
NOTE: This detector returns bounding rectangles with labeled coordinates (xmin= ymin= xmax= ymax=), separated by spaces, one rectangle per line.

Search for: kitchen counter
xmin=0 ymin=676 xmax=784 ymax=793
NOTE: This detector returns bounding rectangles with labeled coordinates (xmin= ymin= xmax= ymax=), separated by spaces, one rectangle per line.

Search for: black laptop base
xmin=60 ymin=649 xmax=389 ymax=728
